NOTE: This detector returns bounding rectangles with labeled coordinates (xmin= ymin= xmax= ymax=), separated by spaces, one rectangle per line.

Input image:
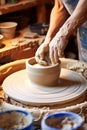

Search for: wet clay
xmin=0 ymin=111 xmax=30 ymax=129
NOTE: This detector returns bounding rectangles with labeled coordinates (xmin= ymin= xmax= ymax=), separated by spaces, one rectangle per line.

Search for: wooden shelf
xmin=0 ymin=0 xmax=52 ymax=15
xmin=0 ymin=0 xmax=52 ymax=64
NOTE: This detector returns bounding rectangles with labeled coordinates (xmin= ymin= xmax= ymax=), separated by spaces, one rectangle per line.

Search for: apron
xmin=62 ymin=0 xmax=87 ymax=62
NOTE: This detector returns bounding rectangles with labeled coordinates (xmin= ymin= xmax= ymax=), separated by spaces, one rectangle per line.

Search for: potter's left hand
xmin=49 ymin=29 xmax=68 ymax=64
xmin=35 ymin=42 xmax=49 ymax=66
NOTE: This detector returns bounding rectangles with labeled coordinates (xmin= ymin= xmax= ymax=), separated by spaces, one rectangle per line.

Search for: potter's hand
xmin=49 ymin=30 xmax=68 ymax=64
xmin=35 ymin=42 xmax=49 ymax=66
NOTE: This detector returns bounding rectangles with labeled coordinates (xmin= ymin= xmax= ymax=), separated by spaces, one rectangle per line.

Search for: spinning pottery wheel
xmin=2 ymin=65 xmax=87 ymax=108
xmin=1 ymin=58 xmax=87 ymax=123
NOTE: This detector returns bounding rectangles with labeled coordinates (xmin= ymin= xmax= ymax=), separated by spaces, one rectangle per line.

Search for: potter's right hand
xmin=35 ymin=42 xmax=49 ymax=66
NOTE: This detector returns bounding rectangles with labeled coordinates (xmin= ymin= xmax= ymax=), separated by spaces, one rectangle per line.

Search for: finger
xmin=35 ymin=47 xmax=48 ymax=65
xmin=49 ymin=47 xmax=55 ymax=65
xmin=35 ymin=49 xmax=39 ymax=57
xmin=35 ymin=46 xmax=44 ymax=59
xmin=58 ymin=50 xmax=64 ymax=58
xmin=35 ymin=55 xmax=40 ymax=63
xmin=39 ymin=60 xmax=48 ymax=66
xmin=35 ymin=56 xmax=47 ymax=66
xmin=54 ymin=48 xmax=59 ymax=64
xmin=39 ymin=51 xmax=44 ymax=60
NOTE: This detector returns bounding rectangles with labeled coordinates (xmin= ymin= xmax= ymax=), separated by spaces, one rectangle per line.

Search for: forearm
xmin=44 ymin=0 xmax=69 ymax=44
xmin=58 ymin=0 xmax=87 ymax=39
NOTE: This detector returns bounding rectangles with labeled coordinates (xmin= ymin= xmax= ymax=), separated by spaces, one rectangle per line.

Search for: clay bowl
xmin=0 ymin=22 xmax=18 ymax=39
xmin=26 ymin=57 xmax=61 ymax=86
xmin=0 ymin=109 xmax=34 ymax=130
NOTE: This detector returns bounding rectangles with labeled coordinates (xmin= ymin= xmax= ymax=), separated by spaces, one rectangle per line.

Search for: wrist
xmin=44 ymin=36 xmax=51 ymax=45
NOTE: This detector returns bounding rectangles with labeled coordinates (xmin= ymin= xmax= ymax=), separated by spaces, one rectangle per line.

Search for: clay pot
xmin=26 ymin=57 xmax=61 ymax=86
xmin=0 ymin=22 xmax=17 ymax=39
xmin=0 ymin=109 xmax=34 ymax=130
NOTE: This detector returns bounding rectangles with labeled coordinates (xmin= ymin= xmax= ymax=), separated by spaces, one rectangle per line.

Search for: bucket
xmin=0 ymin=22 xmax=18 ymax=39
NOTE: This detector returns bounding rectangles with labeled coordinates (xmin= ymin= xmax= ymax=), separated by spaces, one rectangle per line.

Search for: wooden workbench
xmin=0 ymin=27 xmax=45 ymax=65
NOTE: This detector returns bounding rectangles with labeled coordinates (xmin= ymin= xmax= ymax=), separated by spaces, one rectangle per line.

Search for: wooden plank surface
xmin=0 ymin=27 xmax=45 ymax=64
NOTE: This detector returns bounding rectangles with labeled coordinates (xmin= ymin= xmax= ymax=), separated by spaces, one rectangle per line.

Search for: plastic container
xmin=0 ymin=109 xmax=34 ymax=130
xmin=41 ymin=111 xmax=83 ymax=130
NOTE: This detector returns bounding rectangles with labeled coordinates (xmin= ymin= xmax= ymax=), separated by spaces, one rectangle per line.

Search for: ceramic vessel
xmin=0 ymin=22 xmax=17 ymax=39
xmin=0 ymin=109 xmax=34 ymax=130
xmin=26 ymin=57 xmax=61 ymax=86
xmin=41 ymin=111 xmax=83 ymax=130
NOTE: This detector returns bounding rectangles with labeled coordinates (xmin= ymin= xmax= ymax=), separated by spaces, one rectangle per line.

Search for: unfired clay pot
xmin=26 ymin=57 xmax=61 ymax=86
xmin=0 ymin=22 xmax=17 ymax=39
